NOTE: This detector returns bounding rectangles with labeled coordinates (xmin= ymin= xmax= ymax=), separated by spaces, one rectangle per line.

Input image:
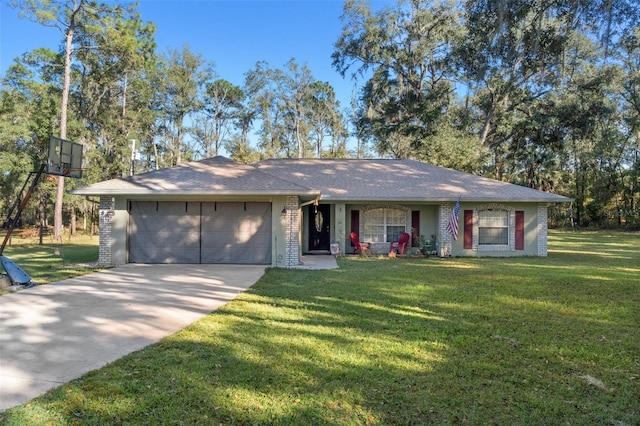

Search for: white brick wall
xmin=438 ymin=203 xmax=453 ymax=257
xmin=98 ymin=196 xmax=114 ymax=267
xmin=537 ymin=204 xmax=548 ymax=256
xmin=284 ymin=196 xmax=300 ymax=268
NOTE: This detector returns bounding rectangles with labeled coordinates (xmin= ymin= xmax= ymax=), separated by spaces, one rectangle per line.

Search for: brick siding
xmin=438 ymin=203 xmax=453 ymax=257
xmin=98 ymin=196 xmax=114 ymax=267
xmin=284 ymin=196 xmax=300 ymax=268
xmin=537 ymin=204 xmax=548 ymax=256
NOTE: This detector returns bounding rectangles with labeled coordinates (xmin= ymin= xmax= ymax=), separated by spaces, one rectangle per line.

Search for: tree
xmin=191 ymin=79 xmax=245 ymax=158
xmin=333 ymin=0 xmax=463 ymax=158
xmin=457 ymin=0 xmax=640 ymax=181
xmin=224 ymin=99 xmax=259 ymax=163
xmin=306 ymin=81 xmax=348 ymax=157
xmin=245 ymin=59 xmax=320 ymax=158
xmin=452 ymin=0 xmax=570 ymax=183
xmin=0 ymin=48 xmax=63 ymax=231
xmin=10 ymin=0 xmax=92 ymax=237
xmin=63 ymin=3 xmax=157 ymax=181
xmin=155 ymin=46 xmax=213 ymax=165
xmin=9 ymin=0 xmax=157 ymax=236
xmin=619 ymin=28 xmax=640 ymax=225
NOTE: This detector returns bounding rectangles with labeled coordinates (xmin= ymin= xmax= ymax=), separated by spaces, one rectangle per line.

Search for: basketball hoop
xmin=0 ymin=136 xmax=85 ymax=282
xmin=47 ymin=136 xmax=84 ymax=179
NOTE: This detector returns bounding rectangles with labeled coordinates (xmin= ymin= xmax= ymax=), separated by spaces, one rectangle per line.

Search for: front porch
xmin=293 ymin=200 xmax=453 ymax=259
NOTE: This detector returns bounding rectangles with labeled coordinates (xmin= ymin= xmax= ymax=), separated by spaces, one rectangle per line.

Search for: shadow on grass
xmin=1 ymin=241 xmax=100 ymax=287
xmin=1 ymin=231 xmax=638 ymax=424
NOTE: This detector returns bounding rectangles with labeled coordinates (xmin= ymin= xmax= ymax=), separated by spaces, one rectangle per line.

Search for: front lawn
xmin=0 ymin=233 xmax=100 ymax=292
xmin=1 ymin=230 xmax=638 ymax=424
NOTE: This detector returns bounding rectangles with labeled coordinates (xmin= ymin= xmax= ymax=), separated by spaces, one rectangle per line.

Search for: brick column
xmin=98 ymin=196 xmax=114 ymax=267
xmin=438 ymin=203 xmax=454 ymax=257
xmin=284 ymin=196 xmax=300 ymax=268
xmin=334 ymin=202 xmax=346 ymax=256
xmin=537 ymin=204 xmax=548 ymax=256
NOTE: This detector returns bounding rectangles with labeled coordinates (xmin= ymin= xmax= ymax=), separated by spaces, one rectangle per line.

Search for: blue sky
xmin=0 ymin=0 xmax=384 ymax=112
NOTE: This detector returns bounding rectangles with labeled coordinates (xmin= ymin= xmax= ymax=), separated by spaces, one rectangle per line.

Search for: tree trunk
xmin=90 ymin=202 xmax=96 ymax=236
xmin=38 ymin=198 xmax=46 ymax=246
xmin=176 ymin=119 xmax=183 ymax=164
xmin=54 ymin=5 xmax=78 ymax=239
xmin=154 ymin=140 xmax=159 ymax=170
xmin=54 ymin=176 xmax=65 ymax=239
xmin=70 ymin=208 xmax=77 ymax=236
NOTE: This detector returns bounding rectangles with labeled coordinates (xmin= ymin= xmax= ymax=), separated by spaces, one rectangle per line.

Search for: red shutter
xmin=411 ymin=210 xmax=420 ymax=246
xmin=463 ymin=210 xmax=473 ymax=249
xmin=515 ymin=211 xmax=525 ymax=250
xmin=350 ymin=210 xmax=360 ymax=247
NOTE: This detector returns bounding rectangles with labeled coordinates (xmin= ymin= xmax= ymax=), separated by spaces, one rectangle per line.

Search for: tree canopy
xmin=1 ymin=0 xmax=639 ymax=231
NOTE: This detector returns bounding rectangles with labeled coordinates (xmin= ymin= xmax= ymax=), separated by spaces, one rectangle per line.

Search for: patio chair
xmin=350 ymin=232 xmax=370 ymax=256
xmin=389 ymin=232 xmax=410 ymax=256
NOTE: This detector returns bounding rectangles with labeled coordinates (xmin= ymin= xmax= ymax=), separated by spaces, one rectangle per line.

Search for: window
xmin=363 ymin=208 xmax=406 ymax=242
xmin=478 ymin=210 xmax=509 ymax=245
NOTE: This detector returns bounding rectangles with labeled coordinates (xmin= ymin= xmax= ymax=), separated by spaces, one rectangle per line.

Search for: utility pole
xmin=130 ymin=139 xmax=137 ymax=176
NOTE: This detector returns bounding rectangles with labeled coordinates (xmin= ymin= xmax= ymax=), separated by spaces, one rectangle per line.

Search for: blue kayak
xmin=1 ymin=256 xmax=32 ymax=285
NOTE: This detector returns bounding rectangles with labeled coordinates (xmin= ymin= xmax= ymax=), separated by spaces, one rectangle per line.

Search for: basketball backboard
xmin=47 ymin=136 xmax=83 ymax=178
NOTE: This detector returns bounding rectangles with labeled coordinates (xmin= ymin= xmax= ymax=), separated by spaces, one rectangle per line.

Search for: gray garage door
xmin=129 ymin=201 xmax=272 ymax=264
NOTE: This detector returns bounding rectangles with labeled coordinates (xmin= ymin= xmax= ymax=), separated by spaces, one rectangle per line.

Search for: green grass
xmin=0 ymin=233 xmax=100 ymax=290
xmin=1 ymin=230 xmax=638 ymax=425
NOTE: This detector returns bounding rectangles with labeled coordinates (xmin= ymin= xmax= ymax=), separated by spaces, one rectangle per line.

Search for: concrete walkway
xmin=292 ymin=255 xmax=339 ymax=270
xmin=0 ymin=264 xmax=266 ymax=411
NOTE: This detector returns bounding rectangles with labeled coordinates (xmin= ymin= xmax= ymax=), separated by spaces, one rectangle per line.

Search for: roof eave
xmin=320 ymin=196 xmax=573 ymax=203
xmin=69 ymin=189 xmax=321 ymax=197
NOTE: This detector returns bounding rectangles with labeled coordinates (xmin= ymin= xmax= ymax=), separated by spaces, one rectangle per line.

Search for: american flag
xmin=447 ymin=197 xmax=461 ymax=240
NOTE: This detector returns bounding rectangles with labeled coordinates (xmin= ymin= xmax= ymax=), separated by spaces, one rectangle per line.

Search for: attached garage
xmin=129 ymin=201 xmax=272 ymax=264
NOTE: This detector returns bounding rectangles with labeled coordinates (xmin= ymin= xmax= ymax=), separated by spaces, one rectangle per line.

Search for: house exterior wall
xmin=97 ymin=196 xmax=129 ymax=267
xmin=300 ymin=205 xmax=311 ymax=254
xmin=96 ymin=196 xmax=550 ymax=266
xmin=333 ymin=203 xmax=346 ymax=255
xmin=438 ymin=203 xmax=454 ymax=257
xmin=111 ymin=197 xmax=129 ymax=265
xmin=340 ymin=201 xmax=547 ymax=257
xmin=98 ymin=196 xmax=114 ymax=267
xmin=414 ymin=205 xmax=439 ymax=248
xmin=344 ymin=203 xmax=439 ymax=255
xmin=98 ymin=195 xmax=291 ymax=267
xmin=282 ymin=195 xmax=300 ymax=267
xmin=537 ymin=204 xmax=548 ymax=256
xmin=265 ymin=195 xmax=286 ymax=267
xmin=453 ymin=203 xmax=544 ymax=257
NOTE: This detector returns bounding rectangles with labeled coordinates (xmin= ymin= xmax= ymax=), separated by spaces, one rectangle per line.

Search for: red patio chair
xmin=350 ymin=232 xmax=370 ymax=256
xmin=390 ymin=232 xmax=410 ymax=256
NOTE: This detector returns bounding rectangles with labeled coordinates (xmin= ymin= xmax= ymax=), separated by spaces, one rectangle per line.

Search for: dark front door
xmin=308 ymin=204 xmax=330 ymax=251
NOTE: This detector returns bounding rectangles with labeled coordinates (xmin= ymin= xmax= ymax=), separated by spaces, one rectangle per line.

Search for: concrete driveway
xmin=0 ymin=264 xmax=265 ymax=411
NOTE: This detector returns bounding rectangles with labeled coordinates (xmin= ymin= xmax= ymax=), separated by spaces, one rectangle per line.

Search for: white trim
xmin=359 ymin=204 xmax=411 ymax=242
xmin=473 ymin=204 xmax=516 ymax=252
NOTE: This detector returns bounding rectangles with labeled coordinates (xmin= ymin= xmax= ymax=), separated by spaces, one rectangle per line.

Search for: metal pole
xmin=130 ymin=139 xmax=136 ymax=176
xmin=0 ymin=163 xmax=46 ymax=255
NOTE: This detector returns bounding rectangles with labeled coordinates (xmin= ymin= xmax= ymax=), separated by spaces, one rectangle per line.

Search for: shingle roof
xmin=257 ymin=158 xmax=571 ymax=203
xmin=71 ymin=156 xmax=571 ymax=203
xmin=70 ymin=156 xmax=318 ymax=196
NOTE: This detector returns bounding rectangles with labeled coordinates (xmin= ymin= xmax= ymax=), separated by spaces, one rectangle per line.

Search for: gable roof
xmin=70 ymin=156 xmax=318 ymax=197
xmin=71 ymin=156 xmax=571 ymax=203
xmin=257 ymin=158 xmax=571 ymax=203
